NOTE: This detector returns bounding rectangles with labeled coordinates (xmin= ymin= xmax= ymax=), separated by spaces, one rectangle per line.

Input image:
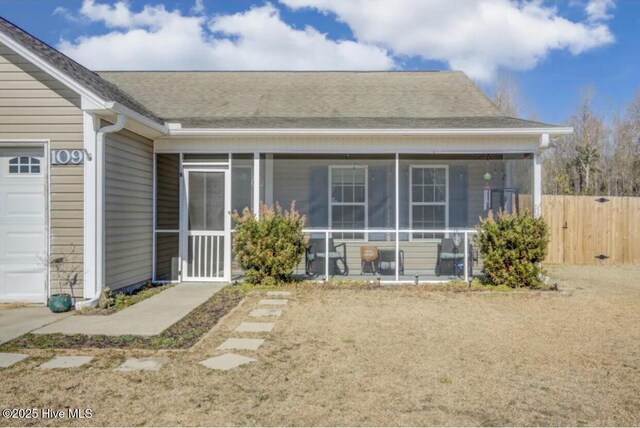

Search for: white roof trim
xmin=107 ymin=102 xmax=168 ymax=135
xmin=169 ymin=127 xmax=574 ymax=137
xmin=0 ymin=31 xmax=108 ymax=108
xmin=0 ymin=30 xmax=168 ymax=136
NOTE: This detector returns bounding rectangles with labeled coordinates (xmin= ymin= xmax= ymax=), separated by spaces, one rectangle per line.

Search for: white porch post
xmin=533 ymin=151 xmax=543 ymax=218
xmin=82 ymin=112 xmax=98 ymax=299
xmin=253 ymin=152 xmax=260 ymax=217
xmin=395 ymin=153 xmax=400 ymax=282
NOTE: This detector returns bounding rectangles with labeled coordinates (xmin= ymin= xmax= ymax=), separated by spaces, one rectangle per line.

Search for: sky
xmin=0 ymin=0 xmax=638 ymax=125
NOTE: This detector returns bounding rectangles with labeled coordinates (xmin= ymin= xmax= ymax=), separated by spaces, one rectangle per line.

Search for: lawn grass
xmin=0 ymin=286 xmax=244 ymax=351
xmin=1 ymin=266 xmax=638 ymax=426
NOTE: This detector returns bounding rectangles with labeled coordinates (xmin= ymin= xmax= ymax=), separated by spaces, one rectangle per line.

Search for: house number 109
xmin=51 ymin=149 xmax=85 ymax=165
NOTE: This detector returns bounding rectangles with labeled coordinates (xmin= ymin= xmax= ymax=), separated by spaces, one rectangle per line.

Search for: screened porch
xmin=152 ymin=153 xmax=535 ymax=283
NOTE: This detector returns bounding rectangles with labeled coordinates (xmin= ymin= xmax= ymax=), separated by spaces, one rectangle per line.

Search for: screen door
xmin=182 ymin=168 xmax=230 ymax=281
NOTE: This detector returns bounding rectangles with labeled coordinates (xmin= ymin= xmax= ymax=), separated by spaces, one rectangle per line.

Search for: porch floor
xmin=34 ymin=283 xmax=224 ymax=337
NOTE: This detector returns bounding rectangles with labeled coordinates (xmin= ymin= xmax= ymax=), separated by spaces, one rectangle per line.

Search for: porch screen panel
xmin=507 ymin=154 xmax=534 ymax=214
xmin=155 ymin=233 xmax=179 ymax=281
xmin=156 ymin=153 xmax=180 ymax=230
xmin=231 ymin=154 xmax=254 ymax=216
xmin=154 ymin=153 xmax=180 ymax=281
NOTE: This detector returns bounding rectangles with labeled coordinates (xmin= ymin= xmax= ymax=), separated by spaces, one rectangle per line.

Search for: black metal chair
xmin=435 ymin=238 xmax=474 ymax=277
xmin=377 ymin=249 xmax=404 ymax=276
xmin=305 ymin=237 xmax=349 ymax=276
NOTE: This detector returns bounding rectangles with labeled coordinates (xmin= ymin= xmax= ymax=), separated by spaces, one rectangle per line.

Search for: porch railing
xmin=299 ymin=228 xmax=478 ymax=283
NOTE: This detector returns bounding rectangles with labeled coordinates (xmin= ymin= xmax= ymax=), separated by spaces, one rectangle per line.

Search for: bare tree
xmin=492 ymin=73 xmax=520 ymax=117
xmin=564 ymin=89 xmax=608 ymax=195
xmin=609 ymin=91 xmax=640 ymax=195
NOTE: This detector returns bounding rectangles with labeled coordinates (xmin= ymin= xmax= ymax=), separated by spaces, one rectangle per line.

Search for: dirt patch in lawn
xmin=1 ymin=265 xmax=639 ymax=426
xmin=0 ymin=303 xmax=27 ymax=311
xmin=0 ymin=287 xmax=244 ymax=351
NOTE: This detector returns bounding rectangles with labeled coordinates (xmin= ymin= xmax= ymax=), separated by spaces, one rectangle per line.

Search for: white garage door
xmin=0 ymin=147 xmax=46 ymax=303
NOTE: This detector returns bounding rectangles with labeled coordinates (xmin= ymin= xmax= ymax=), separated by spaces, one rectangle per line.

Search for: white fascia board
xmin=168 ymin=127 xmax=574 ymax=137
xmin=0 ymin=32 xmax=168 ymax=136
xmin=0 ymin=32 xmax=108 ymax=108
xmin=107 ymin=102 xmax=168 ymax=135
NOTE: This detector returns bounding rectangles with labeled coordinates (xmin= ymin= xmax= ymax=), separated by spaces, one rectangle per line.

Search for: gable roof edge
xmin=0 ymin=23 xmax=167 ymax=135
xmin=0 ymin=31 xmax=108 ymax=109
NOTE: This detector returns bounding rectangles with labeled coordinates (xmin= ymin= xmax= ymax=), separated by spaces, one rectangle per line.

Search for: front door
xmin=182 ymin=168 xmax=230 ymax=281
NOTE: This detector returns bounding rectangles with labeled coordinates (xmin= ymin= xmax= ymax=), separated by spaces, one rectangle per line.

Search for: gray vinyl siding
xmin=104 ymin=129 xmax=153 ymax=290
xmin=0 ymin=42 xmax=84 ymax=297
xmin=272 ymin=157 xmax=503 ymax=229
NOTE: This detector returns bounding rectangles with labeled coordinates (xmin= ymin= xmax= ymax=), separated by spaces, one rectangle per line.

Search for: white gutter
xmin=168 ymin=126 xmax=574 ymax=137
xmin=76 ymin=113 xmax=127 ymax=309
xmin=106 ymin=102 xmax=169 ymax=135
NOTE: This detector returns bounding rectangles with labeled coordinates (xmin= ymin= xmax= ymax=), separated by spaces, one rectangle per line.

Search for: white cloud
xmin=585 ymin=0 xmax=615 ymax=22
xmin=280 ymin=0 xmax=615 ymax=81
xmin=53 ymin=6 xmax=83 ymax=23
xmin=57 ymin=1 xmax=394 ymax=71
xmin=191 ymin=0 xmax=205 ymax=14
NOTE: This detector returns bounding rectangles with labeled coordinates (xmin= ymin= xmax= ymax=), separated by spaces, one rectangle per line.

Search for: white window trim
xmin=409 ymin=165 xmax=449 ymax=242
xmin=7 ymin=156 xmax=42 ymax=175
xmin=328 ymin=165 xmax=368 ymax=242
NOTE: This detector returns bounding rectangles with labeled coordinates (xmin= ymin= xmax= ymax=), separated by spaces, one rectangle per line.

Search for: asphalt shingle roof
xmin=0 ymin=16 xmax=563 ymax=130
xmin=98 ymin=71 xmax=562 ymax=129
xmin=98 ymin=71 xmax=503 ymax=120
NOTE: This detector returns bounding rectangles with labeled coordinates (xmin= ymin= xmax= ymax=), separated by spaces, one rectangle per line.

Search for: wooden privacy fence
xmin=542 ymin=195 xmax=640 ymax=265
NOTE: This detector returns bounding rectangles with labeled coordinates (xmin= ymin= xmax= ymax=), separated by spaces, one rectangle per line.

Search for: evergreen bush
xmin=476 ymin=210 xmax=549 ymax=288
xmin=232 ymin=203 xmax=306 ymax=285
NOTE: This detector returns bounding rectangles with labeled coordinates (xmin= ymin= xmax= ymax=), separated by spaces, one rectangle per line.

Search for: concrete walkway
xmin=34 ymin=283 xmax=224 ymax=336
xmin=0 ymin=306 xmax=72 ymax=344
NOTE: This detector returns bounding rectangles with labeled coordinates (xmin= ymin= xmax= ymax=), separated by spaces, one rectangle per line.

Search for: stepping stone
xmin=116 ymin=357 xmax=168 ymax=372
xmin=200 ymin=353 xmax=256 ymax=371
xmin=235 ymin=322 xmax=275 ymax=333
xmin=38 ymin=356 xmax=93 ymax=369
xmin=267 ymin=291 xmax=291 ymax=297
xmin=249 ymin=308 xmax=282 ymax=318
xmin=0 ymin=352 xmax=28 ymax=368
xmin=259 ymin=299 xmax=288 ymax=305
xmin=218 ymin=338 xmax=265 ymax=351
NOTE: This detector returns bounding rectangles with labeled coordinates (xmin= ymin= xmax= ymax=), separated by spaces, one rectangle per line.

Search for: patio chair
xmin=305 ymin=237 xmax=349 ymax=276
xmin=377 ymin=249 xmax=405 ymax=276
xmin=434 ymin=238 xmax=475 ymax=277
xmin=360 ymin=245 xmax=379 ymax=275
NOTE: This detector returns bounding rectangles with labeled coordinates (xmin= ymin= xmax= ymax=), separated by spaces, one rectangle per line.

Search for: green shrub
xmin=231 ymin=203 xmax=307 ymax=285
xmin=476 ymin=210 xmax=549 ymax=288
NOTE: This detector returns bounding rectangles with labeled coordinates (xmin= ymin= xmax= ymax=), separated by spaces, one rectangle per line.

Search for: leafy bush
xmin=476 ymin=210 xmax=549 ymax=288
xmin=232 ymin=203 xmax=307 ymax=285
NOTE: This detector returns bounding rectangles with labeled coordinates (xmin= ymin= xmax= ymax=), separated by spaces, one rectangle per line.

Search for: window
xmin=410 ymin=166 xmax=447 ymax=239
xmin=329 ymin=166 xmax=367 ymax=240
xmin=9 ymin=157 xmax=40 ymax=174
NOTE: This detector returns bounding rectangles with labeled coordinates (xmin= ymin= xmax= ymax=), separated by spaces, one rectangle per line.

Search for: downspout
xmin=76 ymin=114 xmax=127 ymax=309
